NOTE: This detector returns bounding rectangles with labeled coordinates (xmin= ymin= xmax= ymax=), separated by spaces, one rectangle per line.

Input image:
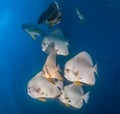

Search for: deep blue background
xmin=0 ymin=0 xmax=120 ymax=114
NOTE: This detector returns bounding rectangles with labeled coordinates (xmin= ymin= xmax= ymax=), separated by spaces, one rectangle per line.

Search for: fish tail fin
xmin=83 ymin=92 xmax=90 ymax=104
xmin=80 ymin=18 xmax=85 ymax=24
xmin=66 ymin=39 xmax=70 ymax=47
xmin=93 ymin=63 xmax=98 ymax=76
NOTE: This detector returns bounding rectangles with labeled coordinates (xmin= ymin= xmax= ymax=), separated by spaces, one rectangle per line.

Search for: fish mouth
xmin=64 ymin=71 xmax=69 ymax=78
xmin=64 ymin=73 xmax=67 ymax=77
xmin=42 ymin=47 xmax=46 ymax=51
xmin=27 ymin=87 xmax=38 ymax=98
xmin=28 ymin=92 xmax=36 ymax=98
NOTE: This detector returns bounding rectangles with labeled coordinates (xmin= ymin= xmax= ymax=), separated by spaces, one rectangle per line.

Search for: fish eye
xmin=28 ymin=87 xmax=31 ymax=91
xmin=41 ymin=92 xmax=44 ymax=95
xmin=42 ymin=42 xmax=46 ymax=46
xmin=65 ymin=96 xmax=69 ymax=99
xmin=65 ymin=69 xmax=69 ymax=73
xmin=36 ymin=88 xmax=41 ymax=92
xmin=68 ymin=100 xmax=71 ymax=103
xmin=54 ymin=79 xmax=57 ymax=82
xmin=78 ymin=76 xmax=82 ymax=80
xmin=73 ymin=71 xmax=79 ymax=76
xmin=58 ymin=16 xmax=61 ymax=19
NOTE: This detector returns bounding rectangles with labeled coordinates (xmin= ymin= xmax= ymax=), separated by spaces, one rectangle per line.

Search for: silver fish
xmin=75 ymin=8 xmax=85 ymax=23
xmin=42 ymin=42 xmax=64 ymax=81
xmin=42 ymin=29 xmax=69 ymax=56
xmin=64 ymin=51 xmax=98 ymax=86
xmin=27 ymin=71 xmax=61 ymax=102
xmin=59 ymin=84 xmax=89 ymax=108
xmin=22 ymin=23 xmax=46 ymax=40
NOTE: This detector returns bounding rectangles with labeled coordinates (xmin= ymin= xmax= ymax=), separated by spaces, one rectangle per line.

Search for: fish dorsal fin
xmin=65 ymin=84 xmax=84 ymax=96
xmin=50 ymin=29 xmax=65 ymax=40
xmin=50 ymin=29 xmax=62 ymax=35
xmin=34 ymin=28 xmax=39 ymax=32
xmin=74 ymin=51 xmax=93 ymax=66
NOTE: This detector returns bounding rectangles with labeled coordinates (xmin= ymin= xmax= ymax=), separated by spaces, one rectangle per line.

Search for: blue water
xmin=0 ymin=0 xmax=120 ymax=114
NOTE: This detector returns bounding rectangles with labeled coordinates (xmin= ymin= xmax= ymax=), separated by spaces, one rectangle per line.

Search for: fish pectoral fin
xmin=74 ymin=81 xmax=83 ymax=86
xmin=53 ymin=71 xmax=64 ymax=81
xmin=47 ymin=78 xmax=55 ymax=84
xmin=64 ymin=103 xmax=70 ymax=107
xmin=57 ymin=74 xmax=64 ymax=81
xmin=38 ymin=98 xmax=46 ymax=102
xmin=31 ymin=35 xmax=36 ymax=40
